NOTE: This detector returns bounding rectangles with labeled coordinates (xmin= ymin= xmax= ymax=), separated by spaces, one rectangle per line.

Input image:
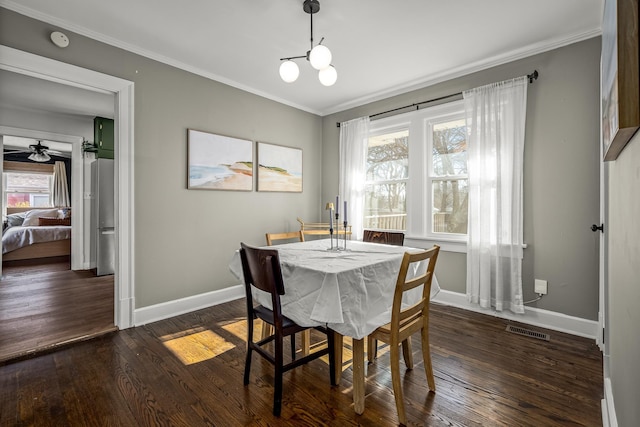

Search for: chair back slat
xmin=363 ymin=230 xmax=405 ymax=246
xmin=390 ymin=246 xmax=440 ymax=334
xmin=265 ymin=231 xmax=304 ymax=246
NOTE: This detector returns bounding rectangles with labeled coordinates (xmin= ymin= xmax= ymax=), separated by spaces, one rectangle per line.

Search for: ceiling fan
xmin=4 ymin=140 xmax=64 ymax=162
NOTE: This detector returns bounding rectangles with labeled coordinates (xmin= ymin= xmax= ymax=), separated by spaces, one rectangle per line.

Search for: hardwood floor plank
xmin=0 ymin=298 xmax=603 ymax=426
xmin=0 ymin=260 xmax=115 ymax=363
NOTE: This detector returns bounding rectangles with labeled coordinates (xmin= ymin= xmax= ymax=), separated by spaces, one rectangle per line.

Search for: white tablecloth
xmin=229 ymin=239 xmax=440 ymax=339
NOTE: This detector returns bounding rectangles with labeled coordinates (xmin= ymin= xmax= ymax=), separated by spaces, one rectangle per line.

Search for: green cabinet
xmin=94 ymin=116 xmax=114 ymax=159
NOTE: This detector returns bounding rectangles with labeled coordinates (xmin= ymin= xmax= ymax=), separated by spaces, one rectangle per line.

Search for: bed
xmin=2 ymin=207 xmax=71 ymax=261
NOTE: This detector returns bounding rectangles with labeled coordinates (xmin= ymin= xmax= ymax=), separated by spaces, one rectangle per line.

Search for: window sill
xmin=404 ymin=236 xmax=467 ymax=253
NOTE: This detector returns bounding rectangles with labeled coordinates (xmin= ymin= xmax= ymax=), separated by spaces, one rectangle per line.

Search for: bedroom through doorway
xmin=0 ymin=69 xmax=118 ymax=362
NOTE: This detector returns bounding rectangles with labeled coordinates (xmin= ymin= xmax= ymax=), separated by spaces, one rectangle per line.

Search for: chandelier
xmin=279 ymin=0 xmax=337 ymax=86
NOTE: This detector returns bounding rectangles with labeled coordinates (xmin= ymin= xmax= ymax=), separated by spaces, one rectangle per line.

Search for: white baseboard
xmin=433 ymin=290 xmax=599 ymax=340
xmin=602 ymin=377 xmax=618 ymax=427
xmin=134 ymin=285 xmax=245 ymax=326
xmin=133 ymin=286 xmax=598 ymax=338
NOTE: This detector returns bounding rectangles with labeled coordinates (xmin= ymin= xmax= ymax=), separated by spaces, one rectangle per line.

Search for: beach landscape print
xmin=188 ymin=129 xmax=253 ymax=191
xmin=257 ymin=142 xmax=303 ymax=192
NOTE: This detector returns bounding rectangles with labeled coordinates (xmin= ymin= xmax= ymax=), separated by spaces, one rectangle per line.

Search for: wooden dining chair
xmin=265 ymin=230 xmax=304 ymax=246
xmin=239 ymin=242 xmax=336 ymax=416
xmin=366 ymin=245 xmax=440 ymax=426
xmin=264 ymin=230 xmax=309 ymax=356
xmin=363 ymin=229 xmax=405 ymax=246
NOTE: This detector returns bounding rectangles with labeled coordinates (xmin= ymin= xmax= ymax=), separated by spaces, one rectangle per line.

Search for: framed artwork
xmin=257 ymin=142 xmax=303 ymax=192
xmin=601 ymin=0 xmax=639 ymax=161
xmin=187 ymin=129 xmax=253 ymax=191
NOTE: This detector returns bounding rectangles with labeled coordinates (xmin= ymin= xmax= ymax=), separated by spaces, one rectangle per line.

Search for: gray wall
xmin=607 ymin=133 xmax=640 ymax=425
xmin=322 ymin=38 xmax=602 ymax=320
xmin=0 ymin=8 xmax=323 ymax=308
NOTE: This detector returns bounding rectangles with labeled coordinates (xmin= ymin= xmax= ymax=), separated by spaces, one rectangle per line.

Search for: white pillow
xmin=22 ymin=208 xmax=61 ymax=226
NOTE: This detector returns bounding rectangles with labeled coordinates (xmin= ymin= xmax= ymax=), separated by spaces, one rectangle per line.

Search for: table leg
xmin=332 ymin=331 xmax=343 ymax=384
xmin=353 ymin=337 xmax=365 ymax=414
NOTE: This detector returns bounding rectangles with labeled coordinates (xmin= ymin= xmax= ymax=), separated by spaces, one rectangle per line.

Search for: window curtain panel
xmin=464 ymin=76 xmax=528 ymax=314
xmin=52 ymin=161 xmax=70 ymax=207
xmin=339 ymin=116 xmax=370 ymax=241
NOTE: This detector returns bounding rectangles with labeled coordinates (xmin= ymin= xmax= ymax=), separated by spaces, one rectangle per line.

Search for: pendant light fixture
xmin=279 ymin=0 xmax=337 ymax=86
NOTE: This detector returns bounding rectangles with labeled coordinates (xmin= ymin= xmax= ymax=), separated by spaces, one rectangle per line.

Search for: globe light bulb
xmin=279 ymin=60 xmax=300 ymax=83
xmin=309 ymin=44 xmax=332 ymax=70
xmin=318 ymin=65 xmax=337 ymax=86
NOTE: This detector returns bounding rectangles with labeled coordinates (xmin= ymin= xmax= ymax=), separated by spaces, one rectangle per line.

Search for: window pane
xmin=367 ymin=130 xmax=409 ymax=181
xmin=432 ymin=179 xmax=468 ymax=234
xmin=365 ymin=130 xmax=409 ymax=231
xmin=364 ymin=182 xmax=406 ymax=230
xmin=432 ymin=119 xmax=467 ymax=176
xmin=4 ymin=172 xmax=52 ymax=208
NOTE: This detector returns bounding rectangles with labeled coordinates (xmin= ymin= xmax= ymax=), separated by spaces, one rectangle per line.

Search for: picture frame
xmin=601 ymin=0 xmax=639 ymax=161
xmin=187 ymin=129 xmax=253 ymax=191
xmin=256 ymin=142 xmax=303 ymax=192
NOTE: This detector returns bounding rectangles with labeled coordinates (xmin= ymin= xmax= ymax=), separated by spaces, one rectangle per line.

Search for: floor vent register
xmin=505 ymin=325 xmax=550 ymax=341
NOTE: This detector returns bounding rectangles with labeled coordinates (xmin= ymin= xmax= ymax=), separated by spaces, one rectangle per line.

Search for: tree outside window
xmin=431 ymin=119 xmax=468 ymax=235
xmin=365 ymin=130 xmax=408 ymax=231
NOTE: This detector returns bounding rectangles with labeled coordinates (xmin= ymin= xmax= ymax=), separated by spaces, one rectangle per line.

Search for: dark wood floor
xmin=0 ymin=296 xmax=603 ymax=426
xmin=0 ymin=258 xmax=116 ymax=363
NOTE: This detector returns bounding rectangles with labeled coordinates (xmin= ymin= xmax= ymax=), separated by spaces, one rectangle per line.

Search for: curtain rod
xmin=336 ymin=70 xmax=539 ymax=128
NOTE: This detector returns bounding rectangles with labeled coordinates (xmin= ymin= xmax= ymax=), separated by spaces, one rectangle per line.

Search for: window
xmin=3 ymin=171 xmax=53 ymax=208
xmin=364 ymin=129 xmax=409 ymax=231
xmin=366 ymin=101 xmax=468 ymax=247
xmin=428 ymin=117 xmax=468 ymax=236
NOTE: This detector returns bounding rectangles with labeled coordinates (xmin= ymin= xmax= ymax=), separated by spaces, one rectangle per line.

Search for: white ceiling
xmin=1 ymin=0 xmax=603 ymax=116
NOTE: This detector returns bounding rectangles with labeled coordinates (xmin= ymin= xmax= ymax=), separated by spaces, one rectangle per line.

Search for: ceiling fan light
xmin=309 ymin=44 xmax=332 ymax=70
xmin=318 ymin=65 xmax=337 ymax=86
xmin=28 ymin=152 xmax=50 ymax=162
xmin=279 ymin=60 xmax=300 ymax=83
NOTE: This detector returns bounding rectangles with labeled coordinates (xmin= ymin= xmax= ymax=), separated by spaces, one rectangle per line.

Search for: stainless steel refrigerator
xmin=91 ymin=158 xmax=115 ymax=276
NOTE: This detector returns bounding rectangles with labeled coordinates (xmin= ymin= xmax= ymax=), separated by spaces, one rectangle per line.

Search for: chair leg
xmin=421 ymin=327 xmax=436 ymax=392
xmin=244 ymin=319 xmax=254 ymax=385
xmin=367 ymin=337 xmax=377 ymax=363
xmin=291 ymin=334 xmax=296 ymax=360
xmin=402 ymin=336 xmax=414 ymax=369
xmin=327 ymin=329 xmax=337 ymax=386
xmin=261 ymin=320 xmax=273 ymax=340
xmin=273 ymin=331 xmax=284 ymax=416
xmin=390 ymin=343 xmax=407 ymax=426
xmin=301 ymin=330 xmax=310 ymax=357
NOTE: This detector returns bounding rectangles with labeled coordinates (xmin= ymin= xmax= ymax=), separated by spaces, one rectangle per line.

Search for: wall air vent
xmin=506 ymin=325 xmax=550 ymax=341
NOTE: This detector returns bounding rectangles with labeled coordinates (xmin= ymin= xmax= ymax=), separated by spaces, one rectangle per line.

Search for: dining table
xmin=228 ymin=238 xmax=440 ymax=415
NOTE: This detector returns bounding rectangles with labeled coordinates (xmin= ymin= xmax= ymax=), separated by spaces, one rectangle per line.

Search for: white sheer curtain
xmin=464 ymin=76 xmax=528 ymax=314
xmin=52 ymin=161 xmax=70 ymax=207
xmin=339 ymin=116 xmax=370 ymax=240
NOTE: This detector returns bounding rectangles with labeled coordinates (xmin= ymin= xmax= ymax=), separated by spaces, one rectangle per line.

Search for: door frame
xmin=0 ymin=45 xmax=136 ymax=329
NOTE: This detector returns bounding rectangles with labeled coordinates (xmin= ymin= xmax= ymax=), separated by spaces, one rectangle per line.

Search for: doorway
xmin=0 ymin=46 xmax=135 ymax=333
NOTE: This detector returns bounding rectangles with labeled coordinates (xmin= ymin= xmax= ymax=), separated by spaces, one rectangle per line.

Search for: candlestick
xmin=329 ymin=208 xmax=334 ymax=230
xmin=344 ymin=201 xmax=347 ymax=223
xmin=343 ymin=220 xmax=348 ymax=250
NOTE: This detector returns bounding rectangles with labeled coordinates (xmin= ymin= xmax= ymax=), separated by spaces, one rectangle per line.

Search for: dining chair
xmin=239 ymin=242 xmax=336 ymax=416
xmin=265 ymin=230 xmax=305 ymax=246
xmin=366 ymin=245 xmax=440 ymax=426
xmin=264 ymin=230 xmax=310 ymax=356
xmin=362 ymin=229 xmax=405 ymax=246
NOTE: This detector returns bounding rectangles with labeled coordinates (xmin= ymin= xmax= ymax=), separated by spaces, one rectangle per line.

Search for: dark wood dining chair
xmin=265 ymin=230 xmax=309 ymax=356
xmin=239 ymin=242 xmax=336 ymax=416
xmin=363 ymin=229 xmax=405 ymax=246
xmin=265 ymin=230 xmax=304 ymax=246
xmin=366 ymin=245 xmax=440 ymax=426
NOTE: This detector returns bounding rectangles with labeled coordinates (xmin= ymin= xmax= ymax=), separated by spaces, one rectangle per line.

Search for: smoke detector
xmin=50 ymin=31 xmax=69 ymax=48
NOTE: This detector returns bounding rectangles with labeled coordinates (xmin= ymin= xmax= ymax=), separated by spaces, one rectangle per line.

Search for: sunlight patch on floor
xmin=161 ymin=329 xmax=234 ymax=365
